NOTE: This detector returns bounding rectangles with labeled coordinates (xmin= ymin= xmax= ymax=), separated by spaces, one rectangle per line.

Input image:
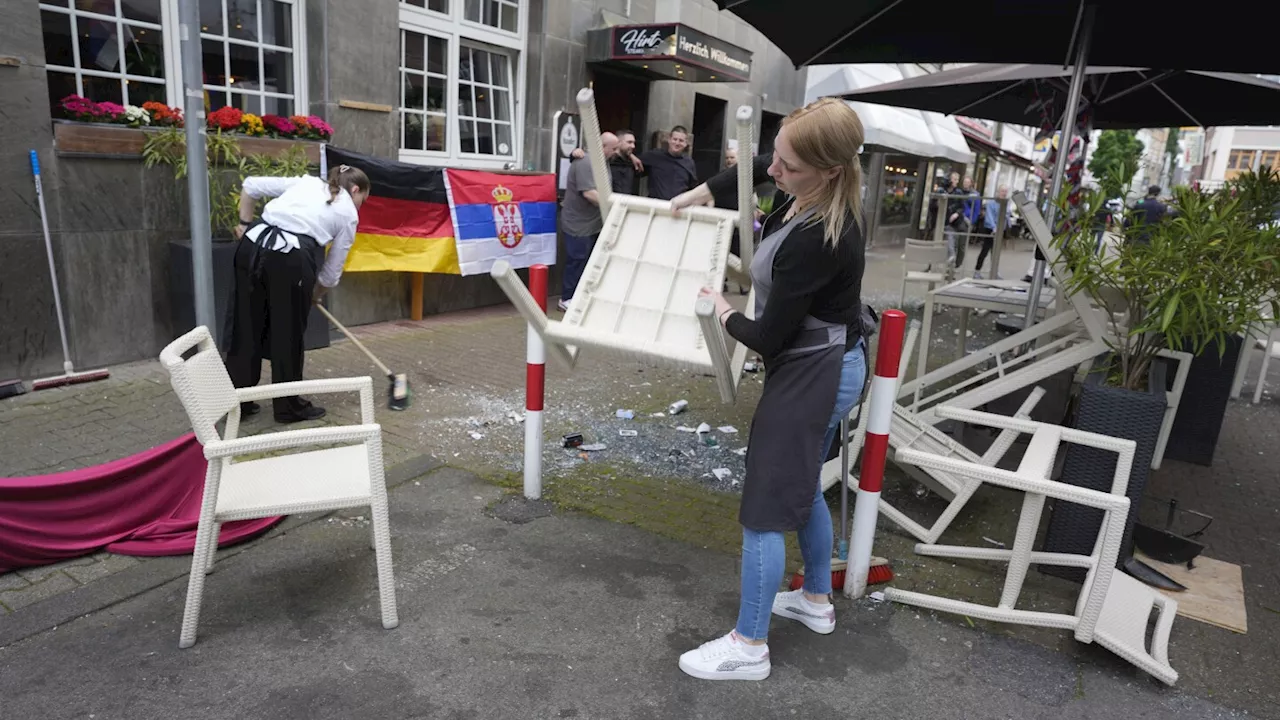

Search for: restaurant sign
xmin=607 ymin=23 xmax=752 ymax=82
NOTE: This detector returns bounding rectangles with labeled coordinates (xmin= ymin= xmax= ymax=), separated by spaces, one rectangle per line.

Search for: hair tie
xmin=338 ymin=164 xmax=350 ymax=173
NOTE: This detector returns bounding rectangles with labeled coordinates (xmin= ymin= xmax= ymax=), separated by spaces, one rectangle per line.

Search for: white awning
xmin=805 ymin=64 xmax=975 ymax=165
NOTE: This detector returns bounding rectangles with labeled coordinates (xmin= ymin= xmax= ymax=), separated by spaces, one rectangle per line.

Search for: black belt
xmin=243 ymin=221 xmax=320 ymax=281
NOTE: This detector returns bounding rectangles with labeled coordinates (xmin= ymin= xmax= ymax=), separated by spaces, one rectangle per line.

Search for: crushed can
xmin=668 ymin=399 xmax=689 ymax=415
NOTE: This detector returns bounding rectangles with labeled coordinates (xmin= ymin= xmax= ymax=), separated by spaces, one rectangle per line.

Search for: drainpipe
xmin=322 ymin=0 xmax=331 ymax=113
xmin=534 ymin=0 xmax=549 ymax=169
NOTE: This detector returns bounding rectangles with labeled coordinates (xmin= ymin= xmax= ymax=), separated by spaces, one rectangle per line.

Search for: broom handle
xmin=31 ymin=151 xmax=74 ymax=373
xmin=313 ymin=303 xmax=392 ymax=376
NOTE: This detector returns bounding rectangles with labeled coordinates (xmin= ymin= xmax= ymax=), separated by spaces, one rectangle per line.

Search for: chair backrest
xmin=903 ymin=238 xmax=949 ymax=267
xmin=159 ymin=326 xmax=237 ymax=446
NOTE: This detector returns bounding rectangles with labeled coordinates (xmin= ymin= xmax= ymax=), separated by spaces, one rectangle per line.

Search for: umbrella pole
xmin=1022 ymin=9 xmax=1094 ymax=330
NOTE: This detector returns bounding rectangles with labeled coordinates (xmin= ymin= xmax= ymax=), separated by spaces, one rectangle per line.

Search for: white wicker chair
xmin=159 ymin=326 xmax=398 ymax=648
xmin=886 ymin=406 xmax=1179 ymax=686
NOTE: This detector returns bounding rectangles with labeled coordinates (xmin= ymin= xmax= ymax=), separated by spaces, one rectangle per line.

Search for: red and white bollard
xmin=845 ymin=309 xmax=907 ymax=598
xmin=524 ymin=264 xmax=548 ymax=499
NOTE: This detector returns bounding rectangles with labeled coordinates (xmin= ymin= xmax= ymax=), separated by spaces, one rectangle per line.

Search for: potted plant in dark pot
xmin=1040 ymin=169 xmax=1280 ymax=586
xmin=143 ymin=129 xmax=329 ymax=351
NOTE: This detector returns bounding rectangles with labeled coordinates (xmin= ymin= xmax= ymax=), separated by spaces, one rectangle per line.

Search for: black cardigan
xmin=706 ymin=155 xmax=865 ymax=359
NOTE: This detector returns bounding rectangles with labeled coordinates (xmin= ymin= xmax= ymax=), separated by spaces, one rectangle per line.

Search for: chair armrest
xmin=236 ymin=377 xmax=376 ymax=424
xmin=204 ymin=424 xmax=381 ymax=460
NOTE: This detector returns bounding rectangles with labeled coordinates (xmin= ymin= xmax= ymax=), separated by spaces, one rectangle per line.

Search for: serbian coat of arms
xmin=490 ymin=184 xmax=524 ymax=249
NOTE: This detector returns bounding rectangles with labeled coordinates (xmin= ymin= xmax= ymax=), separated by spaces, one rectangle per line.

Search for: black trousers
xmin=975 ymin=234 xmax=994 ymax=271
xmin=224 ymin=237 xmax=317 ymax=417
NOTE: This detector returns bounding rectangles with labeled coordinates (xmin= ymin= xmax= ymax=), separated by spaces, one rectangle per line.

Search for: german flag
xmin=325 ymin=146 xmax=462 ymax=274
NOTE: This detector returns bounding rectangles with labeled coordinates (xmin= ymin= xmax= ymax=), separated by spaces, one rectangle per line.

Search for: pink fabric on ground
xmin=0 ymin=433 xmax=282 ymax=573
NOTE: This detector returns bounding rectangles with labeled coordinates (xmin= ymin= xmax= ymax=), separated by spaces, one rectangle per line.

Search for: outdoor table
xmin=917 ymin=278 xmax=1058 ymax=376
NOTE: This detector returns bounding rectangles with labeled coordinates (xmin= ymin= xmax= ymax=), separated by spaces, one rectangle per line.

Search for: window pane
xmin=123 ymin=24 xmax=164 ymax=78
xmin=82 ymin=74 xmax=123 ymax=104
xmin=121 ymin=0 xmax=162 ymax=24
xmin=464 ymin=0 xmax=480 ymax=22
xmin=79 ymin=16 xmax=121 ymax=73
xmin=458 ymin=48 xmax=472 ymax=82
xmin=427 ymin=36 xmax=446 ymax=75
xmin=228 ymin=90 xmax=256 ymax=114
xmin=41 ymin=11 xmax=76 ymax=68
xmin=404 ymin=73 xmax=424 ymax=110
xmin=492 ymin=88 xmax=510 ymax=121
xmin=472 ymin=50 xmax=490 ymax=84
xmin=262 ymin=95 xmax=292 ymax=116
xmin=202 ymin=39 xmax=227 ymax=86
xmin=262 ymin=49 xmax=292 ymax=94
xmin=46 ymin=71 xmax=79 ymax=117
xmin=474 ymin=121 xmax=494 ymax=154
xmin=125 ymin=79 xmax=166 ymax=105
xmin=263 ymin=0 xmax=292 ymax=47
xmin=460 ymin=120 xmax=476 ymax=152
xmin=402 ymin=0 xmax=425 ymax=7
xmin=458 ymin=83 xmax=474 ymax=117
xmin=474 ymin=86 xmax=491 ymax=120
xmin=429 ymin=0 xmax=448 ymax=11
xmin=404 ymin=31 xmax=424 ymax=71
xmin=403 ymin=112 xmax=424 ymax=150
xmin=427 ymin=75 xmax=445 ymax=111
xmin=205 ymin=89 xmax=228 ymax=110
xmin=198 ymin=0 xmax=223 ymax=35
xmin=228 ymin=42 xmax=261 ymax=91
xmin=495 ymin=123 xmax=512 ymax=155
xmin=500 ymin=3 xmax=516 ymax=32
xmin=74 ymin=0 xmax=103 ymax=10
xmin=491 ymin=53 xmax=510 ymax=87
xmin=228 ymin=0 xmax=258 ymax=43
xmin=427 ymin=114 xmax=446 ymax=151
xmin=483 ymin=0 xmax=500 ymax=27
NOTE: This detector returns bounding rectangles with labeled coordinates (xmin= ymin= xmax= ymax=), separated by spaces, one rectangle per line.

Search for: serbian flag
xmin=326 ymin=146 xmax=461 ymax=274
xmin=444 ymin=169 xmax=558 ymax=276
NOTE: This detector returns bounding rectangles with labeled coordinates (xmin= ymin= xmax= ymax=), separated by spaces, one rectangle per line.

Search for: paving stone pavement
xmin=3 ymin=242 xmax=1280 ymax=717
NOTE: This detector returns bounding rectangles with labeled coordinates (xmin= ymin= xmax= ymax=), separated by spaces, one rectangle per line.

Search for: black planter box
xmin=1162 ymin=335 xmax=1243 ymax=467
xmin=169 ymin=239 xmax=330 ymax=351
xmin=1040 ymin=359 xmax=1168 ymax=582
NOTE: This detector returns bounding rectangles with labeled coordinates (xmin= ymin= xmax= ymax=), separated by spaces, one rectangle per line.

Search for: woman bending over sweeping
xmin=225 ymin=165 xmax=370 ymax=423
xmin=670 ymin=97 xmax=868 ymax=681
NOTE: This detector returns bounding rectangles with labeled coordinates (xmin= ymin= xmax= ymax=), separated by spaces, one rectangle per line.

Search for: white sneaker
xmin=678 ymin=631 xmax=771 ymax=681
xmin=771 ymin=590 xmax=836 ymax=634
xmin=972 ymin=271 xmax=984 ymax=280
xmin=557 ymin=299 xmax=570 ymax=312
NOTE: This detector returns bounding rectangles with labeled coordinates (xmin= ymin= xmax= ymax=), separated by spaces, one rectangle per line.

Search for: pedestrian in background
xmin=974 ymin=184 xmax=1011 ymax=279
xmin=558 ymin=132 xmax=618 ymax=312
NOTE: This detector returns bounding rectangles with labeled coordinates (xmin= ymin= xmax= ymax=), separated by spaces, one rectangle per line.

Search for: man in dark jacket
xmin=570 ymin=129 xmax=643 ymax=194
xmin=1124 ymin=185 xmax=1169 ymax=244
xmin=636 ymin=126 xmax=699 ymax=200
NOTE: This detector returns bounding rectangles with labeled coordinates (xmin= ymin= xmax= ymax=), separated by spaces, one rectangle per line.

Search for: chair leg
xmin=1254 ymin=335 xmax=1273 ymax=405
xmin=180 ymin=519 xmax=217 ymax=648
xmin=369 ymin=497 xmax=399 ymax=630
xmin=1230 ymin=335 xmax=1252 ymax=399
xmin=900 ymin=276 xmax=908 ymax=309
xmin=205 ymin=522 xmax=220 ymax=574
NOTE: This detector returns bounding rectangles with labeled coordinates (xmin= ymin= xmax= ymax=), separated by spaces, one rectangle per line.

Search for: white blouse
xmin=242 ymin=175 xmax=360 ymax=288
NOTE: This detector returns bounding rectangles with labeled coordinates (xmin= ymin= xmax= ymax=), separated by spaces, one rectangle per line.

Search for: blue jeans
xmin=561 ymin=232 xmax=597 ymax=301
xmin=736 ymin=341 xmax=868 ymax=640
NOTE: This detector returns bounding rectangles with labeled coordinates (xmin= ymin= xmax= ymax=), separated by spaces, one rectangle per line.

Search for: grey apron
xmin=739 ymin=207 xmax=848 ymax=532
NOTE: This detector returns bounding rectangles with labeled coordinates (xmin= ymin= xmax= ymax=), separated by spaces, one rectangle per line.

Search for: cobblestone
xmin=0 ymin=571 xmax=78 ymax=611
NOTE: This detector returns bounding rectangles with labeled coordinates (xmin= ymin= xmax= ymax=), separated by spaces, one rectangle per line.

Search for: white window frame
xmin=398 ymin=0 xmax=527 ymax=170
xmin=398 ymin=26 xmax=452 ymax=159
xmin=191 ymin=0 xmax=309 ymax=118
xmin=39 ymin=0 xmax=306 ymax=117
xmin=39 ymin=0 xmax=172 ymax=107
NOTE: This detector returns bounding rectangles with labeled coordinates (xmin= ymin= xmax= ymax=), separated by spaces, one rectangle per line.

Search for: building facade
xmin=1195 ymin=126 xmax=1280 ymax=191
xmin=1 ymin=0 xmax=807 ymax=379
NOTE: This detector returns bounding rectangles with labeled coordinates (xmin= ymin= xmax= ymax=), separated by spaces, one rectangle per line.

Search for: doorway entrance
xmin=691 ymin=93 xmax=727 ymax=184
xmin=758 ymin=111 xmax=783 ymax=157
xmin=589 ymin=69 xmax=649 ymax=145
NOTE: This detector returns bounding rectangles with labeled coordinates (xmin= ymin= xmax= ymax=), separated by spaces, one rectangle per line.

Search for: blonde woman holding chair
xmin=670 ymin=98 xmax=869 ymax=681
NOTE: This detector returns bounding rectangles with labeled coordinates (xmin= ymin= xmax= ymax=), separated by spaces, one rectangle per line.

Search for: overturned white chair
xmin=899 ymin=238 xmax=949 ymax=308
xmin=492 ymin=88 xmax=760 ymax=404
xmin=159 ymin=326 xmax=398 ymax=648
xmin=886 ymin=406 xmax=1179 ymax=686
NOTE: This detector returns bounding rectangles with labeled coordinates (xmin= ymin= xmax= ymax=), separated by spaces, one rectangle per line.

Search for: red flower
xmin=142 ymin=101 xmax=184 ymax=127
xmin=207 ymin=106 xmax=244 ymax=131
